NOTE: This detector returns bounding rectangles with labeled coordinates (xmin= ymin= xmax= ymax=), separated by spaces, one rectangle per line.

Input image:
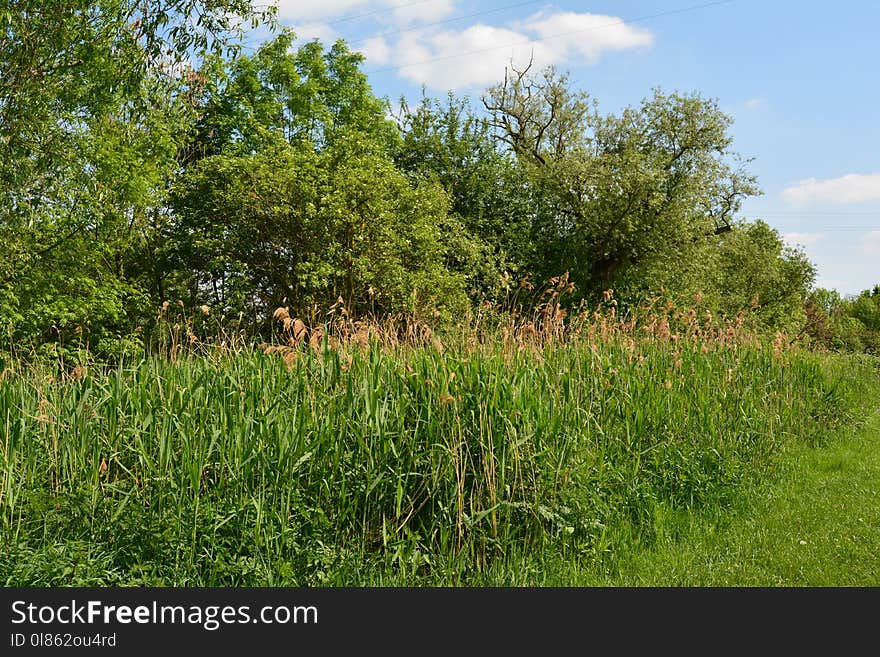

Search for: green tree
xmin=711 ymin=220 xmax=815 ymax=330
xmin=482 ymin=62 xmax=760 ymax=301
xmin=180 ymin=30 xmax=399 ymax=162
xmin=0 ymin=1 xmax=271 ymax=357
xmin=849 ymin=286 xmax=880 ymax=332
xmin=394 ymin=93 xmax=539 ymax=301
xmin=165 ymin=37 xmax=468 ymax=325
xmin=169 ymin=140 xmax=467 ymax=325
xmin=804 ymin=286 xmax=880 ymax=354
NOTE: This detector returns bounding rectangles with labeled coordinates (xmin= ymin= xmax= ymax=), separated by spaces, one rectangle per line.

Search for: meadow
xmin=2 ymin=299 xmax=877 ymax=586
xmin=5 ymin=1 xmax=880 ymax=590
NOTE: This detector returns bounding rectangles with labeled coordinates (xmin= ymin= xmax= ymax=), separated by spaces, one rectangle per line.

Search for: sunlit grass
xmin=1 ymin=305 xmax=878 ymax=585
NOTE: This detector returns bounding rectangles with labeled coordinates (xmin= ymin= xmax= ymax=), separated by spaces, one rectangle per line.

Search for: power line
xmin=254 ymin=0 xmax=543 ymax=52
xmin=750 ymin=211 xmax=880 ymax=216
xmin=323 ymin=0 xmax=442 ymax=26
xmin=365 ymin=0 xmax=735 ymax=75
xmin=746 ymin=223 xmax=880 ymax=231
xmin=254 ymin=0 xmax=445 ymax=34
xmin=780 ymin=227 xmax=880 ymax=232
xmin=244 ymin=1 xmax=443 ymax=52
xmin=346 ymin=0 xmax=547 ymax=46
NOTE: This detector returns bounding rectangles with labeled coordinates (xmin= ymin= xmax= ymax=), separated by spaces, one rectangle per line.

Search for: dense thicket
xmin=3 ymin=329 xmax=877 ymax=585
xmin=1 ymin=1 xmax=273 ymax=357
xmin=1 ymin=8 xmax=872 ymax=359
xmin=805 ymin=285 xmax=880 ymax=354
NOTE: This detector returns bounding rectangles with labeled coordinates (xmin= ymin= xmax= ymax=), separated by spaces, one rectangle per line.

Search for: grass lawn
xmin=595 ymin=408 xmax=880 ymax=586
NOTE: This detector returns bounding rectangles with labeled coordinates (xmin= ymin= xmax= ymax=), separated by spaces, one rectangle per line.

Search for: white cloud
xmin=268 ymin=6 xmax=651 ymax=90
xmin=357 ymin=36 xmax=391 ymax=64
xmin=781 ymin=172 xmax=880 ymax=206
xmin=272 ymin=0 xmax=372 ymax=22
xmin=515 ymin=11 xmax=654 ymax=64
xmin=391 ymin=0 xmax=456 ymax=25
xmin=782 ymin=232 xmax=824 ymax=248
xmin=390 ymin=12 xmax=653 ymax=90
xmin=290 ymin=22 xmax=337 ymax=43
xmin=394 ymin=25 xmax=545 ymax=89
xmin=859 ymin=231 xmax=880 ymax=255
xmin=745 ymin=97 xmax=764 ymax=109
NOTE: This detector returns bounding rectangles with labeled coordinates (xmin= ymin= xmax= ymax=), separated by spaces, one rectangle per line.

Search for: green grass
xmin=586 ymin=407 xmax=880 ymax=586
xmin=1 ymin=336 xmax=877 ymax=586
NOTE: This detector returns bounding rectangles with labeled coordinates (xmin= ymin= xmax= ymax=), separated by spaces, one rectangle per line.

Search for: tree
xmin=0 ymin=1 xmax=272 ymax=357
xmin=179 ymin=30 xmax=399 ymax=163
xmin=169 ymin=140 xmax=467 ymax=325
xmin=165 ymin=37 xmax=468 ymax=325
xmin=849 ymin=286 xmax=880 ymax=333
xmin=805 ymin=286 xmax=880 ymax=353
xmin=394 ymin=93 xmax=538 ymax=301
xmin=482 ymin=61 xmax=760 ymax=300
xmin=1 ymin=1 xmax=270 ymax=214
xmin=711 ymin=220 xmax=815 ymax=330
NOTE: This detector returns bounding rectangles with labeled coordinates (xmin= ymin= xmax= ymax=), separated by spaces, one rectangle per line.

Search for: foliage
xmin=0 ymin=15 xmax=868 ymax=357
xmin=623 ymin=220 xmax=815 ymax=332
xmin=2 ymin=11 xmax=878 ymax=589
xmin=2 ymin=313 xmax=875 ymax=585
xmin=482 ymin=62 xmax=761 ymax=300
xmin=180 ymin=30 xmax=399 ymax=162
xmin=805 ymin=285 xmax=880 ymax=353
xmin=164 ymin=36 xmax=470 ymax=324
xmin=0 ymin=1 xmax=271 ymax=358
xmin=394 ymin=93 xmax=532 ymax=300
xmin=168 ymin=138 xmax=468 ymax=324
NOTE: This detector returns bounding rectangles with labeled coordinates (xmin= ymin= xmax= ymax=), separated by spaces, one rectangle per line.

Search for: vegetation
xmin=593 ymin=404 xmax=880 ymax=586
xmin=2 ymin=7 xmax=843 ymax=358
xmin=1 ymin=3 xmax=878 ymax=586
xmin=2 ymin=302 xmax=877 ymax=585
xmin=805 ymin=286 xmax=880 ymax=354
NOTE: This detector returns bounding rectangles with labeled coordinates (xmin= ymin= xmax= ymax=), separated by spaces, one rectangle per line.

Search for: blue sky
xmin=265 ymin=0 xmax=880 ymax=296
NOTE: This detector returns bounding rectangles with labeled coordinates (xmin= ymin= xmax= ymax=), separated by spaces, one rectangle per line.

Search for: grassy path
xmin=601 ymin=409 xmax=880 ymax=586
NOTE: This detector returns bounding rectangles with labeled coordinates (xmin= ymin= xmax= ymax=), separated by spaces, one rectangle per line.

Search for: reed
xmin=1 ymin=292 xmax=877 ymax=585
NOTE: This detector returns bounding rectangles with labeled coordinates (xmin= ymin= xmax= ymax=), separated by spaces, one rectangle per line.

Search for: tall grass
xmin=1 ymin=295 xmax=878 ymax=585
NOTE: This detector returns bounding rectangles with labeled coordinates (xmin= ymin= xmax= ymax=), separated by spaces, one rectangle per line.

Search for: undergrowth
xmin=1 ymin=287 xmax=878 ymax=585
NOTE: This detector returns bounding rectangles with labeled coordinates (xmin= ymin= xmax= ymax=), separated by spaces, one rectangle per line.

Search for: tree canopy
xmin=1 ymin=10 xmax=854 ymax=360
xmin=482 ymin=61 xmax=760 ymax=298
